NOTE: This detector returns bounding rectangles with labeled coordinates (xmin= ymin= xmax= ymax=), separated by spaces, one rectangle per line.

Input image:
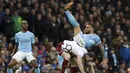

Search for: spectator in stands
xmin=117 ymin=61 xmax=126 ymax=73
xmin=12 ymin=11 xmax=22 ymax=34
xmin=3 ymin=8 xmax=13 ymax=38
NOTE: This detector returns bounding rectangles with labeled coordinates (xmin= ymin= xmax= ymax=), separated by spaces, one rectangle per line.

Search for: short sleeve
xmin=95 ymin=35 xmax=101 ymax=45
xmin=31 ymin=33 xmax=35 ymax=44
xmin=15 ymin=34 xmax=18 ymax=43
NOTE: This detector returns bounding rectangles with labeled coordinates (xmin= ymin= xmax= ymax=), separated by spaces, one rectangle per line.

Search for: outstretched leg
xmin=64 ymin=2 xmax=86 ymax=47
xmin=64 ymin=2 xmax=81 ymax=36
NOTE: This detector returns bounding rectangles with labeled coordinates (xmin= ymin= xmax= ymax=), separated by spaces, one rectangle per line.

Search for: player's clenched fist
xmin=32 ymin=53 xmax=38 ymax=58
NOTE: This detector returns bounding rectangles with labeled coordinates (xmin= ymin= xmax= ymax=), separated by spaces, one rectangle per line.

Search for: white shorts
xmin=73 ymin=32 xmax=85 ymax=47
xmin=72 ymin=41 xmax=88 ymax=57
xmin=12 ymin=51 xmax=36 ymax=63
xmin=63 ymin=40 xmax=88 ymax=58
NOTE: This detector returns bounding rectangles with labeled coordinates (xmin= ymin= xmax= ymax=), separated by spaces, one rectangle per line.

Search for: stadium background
xmin=0 ymin=0 xmax=130 ymax=73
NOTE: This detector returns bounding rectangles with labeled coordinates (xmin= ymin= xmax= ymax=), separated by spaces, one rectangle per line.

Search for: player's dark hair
xmin=87 ymin=52 xmax=95 ymax=59
xmin=87 ymin=23 xmax=94 ymax=31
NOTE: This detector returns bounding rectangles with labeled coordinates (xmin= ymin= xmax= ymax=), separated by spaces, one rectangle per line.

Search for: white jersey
xmin=62 ymin=40 xmax=88 ymax=57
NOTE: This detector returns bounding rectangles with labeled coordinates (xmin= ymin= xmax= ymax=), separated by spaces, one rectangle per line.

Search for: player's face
xmin=84 ymin=25 xmax=92 ymax=34
xmin=22 ymin=22 xmax=28 ymax=31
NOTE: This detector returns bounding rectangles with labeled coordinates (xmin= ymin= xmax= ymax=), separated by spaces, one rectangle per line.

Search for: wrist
xmin=33 ymin=52 xmax=38 ymax=58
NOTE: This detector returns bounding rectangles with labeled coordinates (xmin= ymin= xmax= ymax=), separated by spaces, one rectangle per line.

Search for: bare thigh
xmin=74 ymin=26 xmax=81 ymax=36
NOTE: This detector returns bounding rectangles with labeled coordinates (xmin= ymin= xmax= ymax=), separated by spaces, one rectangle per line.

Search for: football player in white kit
xmin=56 ymin=40 xmax=94 ymax=73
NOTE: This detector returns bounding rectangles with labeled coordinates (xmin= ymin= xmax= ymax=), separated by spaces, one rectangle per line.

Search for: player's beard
xmin=22 ymin=27 xmax=28 ymax=32
xmin=85 ymin=30 xmax=91 ymax=34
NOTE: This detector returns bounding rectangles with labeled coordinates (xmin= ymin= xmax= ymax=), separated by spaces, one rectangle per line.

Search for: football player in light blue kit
xmin=7 ymin=20 xmax=40 ymax=73
xmin=63 ymin=1 xmax=107 ymax=64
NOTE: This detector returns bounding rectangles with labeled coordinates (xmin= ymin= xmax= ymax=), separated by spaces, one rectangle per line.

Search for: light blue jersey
xmin=15 ymin=31 xmax=35 ymax=52
xmin=83 ymin=34 xmax=101 ymax=48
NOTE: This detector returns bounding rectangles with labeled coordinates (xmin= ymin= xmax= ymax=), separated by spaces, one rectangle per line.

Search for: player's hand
xmin=100 ymin=58 xmax=108 ymax=69
xmin=88 ymin=61 xmax=95 ymax=66
xmin=11 ymin=52 xmax=14 ymax=56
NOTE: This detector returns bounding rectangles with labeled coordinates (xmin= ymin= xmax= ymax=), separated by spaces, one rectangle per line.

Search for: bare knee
xmin=8 ymin=59 xmax=17 ymax=68
xmin=8 ymin=63 xmax=13 ymax=68
xmin=30 ymin=60 xmax=38 ymax=68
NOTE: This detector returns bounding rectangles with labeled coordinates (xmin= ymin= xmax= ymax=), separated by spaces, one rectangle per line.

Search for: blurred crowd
xmin=0 ymin=0 xmax=130 ymax=73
